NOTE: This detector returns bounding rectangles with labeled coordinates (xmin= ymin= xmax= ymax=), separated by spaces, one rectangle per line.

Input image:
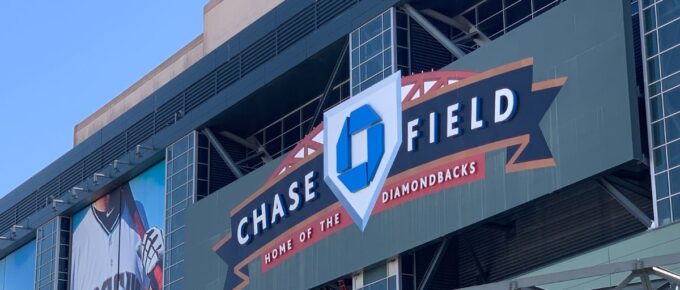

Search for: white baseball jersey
xmin=70 ymin=206 xmax=150 ymax=290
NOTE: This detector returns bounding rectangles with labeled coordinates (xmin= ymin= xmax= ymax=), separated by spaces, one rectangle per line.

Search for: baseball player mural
xmin=71 ymin=162 xmax=165 ymax=290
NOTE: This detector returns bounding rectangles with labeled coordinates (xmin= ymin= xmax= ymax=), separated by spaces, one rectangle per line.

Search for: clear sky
xmin=0 ymin=2 xmax=204 ymax=198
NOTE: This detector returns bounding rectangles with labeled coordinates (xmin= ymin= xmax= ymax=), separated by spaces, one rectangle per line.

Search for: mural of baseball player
xmin=71 ymin=162 xmax=165 ymax=290
xmin=0 ymin=240 xmax=36 ymax=290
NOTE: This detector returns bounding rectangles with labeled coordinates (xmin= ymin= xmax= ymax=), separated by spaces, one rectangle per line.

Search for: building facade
xmin=1 ymin=0 xmax=679 ymax=290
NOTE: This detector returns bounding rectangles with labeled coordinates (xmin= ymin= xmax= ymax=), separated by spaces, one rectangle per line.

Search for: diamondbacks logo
xmin=323 ymin=72 xmax=402 ymax=230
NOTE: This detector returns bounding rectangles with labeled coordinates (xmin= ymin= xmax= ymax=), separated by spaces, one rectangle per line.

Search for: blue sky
xmin=0 ymin=2 xmax=203 ymax=197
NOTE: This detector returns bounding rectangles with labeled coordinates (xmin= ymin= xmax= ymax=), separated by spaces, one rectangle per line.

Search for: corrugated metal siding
xmin=317 ymin=0 xmax=356 ymax=27
xmin=155 ymin=94 xmax=185 ymax=133
xmin=277 ymin=6 xmax=316 ymax=53
xmin=82 ymin=148 xmax=103 ymax=179
xmin=101 ymin=132 xmax=127 ymax=167
xmin=185 ymin=71 xmax=217 ymax=112
xmin=126 ymin=113 xmax=155 ymax=151
xmin=241 ymin=31 xmax=278 ymax=75
xmin=59 ymin=162 xmax=83 ymax=194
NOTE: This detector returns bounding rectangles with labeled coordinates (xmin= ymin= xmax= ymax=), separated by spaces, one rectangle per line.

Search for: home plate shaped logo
xmin=323 ymin=72 xmax=402 ymax=231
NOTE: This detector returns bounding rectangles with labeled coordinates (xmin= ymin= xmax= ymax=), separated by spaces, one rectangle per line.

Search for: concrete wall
xmin=203 ymin=0 xmax=284 ymax=54
xmin=74 ymin=0 xmax=282 ymax=145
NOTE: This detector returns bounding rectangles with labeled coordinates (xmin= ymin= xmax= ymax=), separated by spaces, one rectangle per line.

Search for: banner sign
xmin=214 ymin=58 xmax=566 ymax=290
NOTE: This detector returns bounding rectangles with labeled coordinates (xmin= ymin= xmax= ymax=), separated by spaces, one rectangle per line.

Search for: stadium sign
xmin=214 ymin=58 xmax=566 ymax=290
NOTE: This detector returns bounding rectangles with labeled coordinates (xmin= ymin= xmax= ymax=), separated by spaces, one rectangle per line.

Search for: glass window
xmin=658 ymin=198 xmax=672 ymax=225
xmin=651 ymin=96 xmax=664 ymax=121
xmin=479 ymin=13 xmax=504 ymax=37
xmin=362 ymin=55 xmax=383 ymax=80
xmin=505 ymin=0 xmax=531 ymax=27
xmin=663 ymin=70 xmax=680 ymax=90
xmin=396 ymin=11 xmax=408 ymax=28
xmin=361 ymin=17 xmax=382 ymax=43
xmin=478 ymin=0 xmax=502 ymax=21
xmin=654 ymin=147 xmax=668 ymax=171
xmin=664 ymin=87 xmax=680 ymax=115
xmin=672 ymin=194 xmax=680 ymax=221
xmin=671 ymin=167 xmax=680 ymax=194
xmin=402 ymin=275 xmax=415 ymax=290
xmin=364 ymin=264 xmax=387 ymax=285
xmin=350 ymin=9 xmax=395 ymax=95
xmin=383 ymin=50 xmax=392 ymax=68
xmin=388 ymin=276 xmax=397 ymax=290
xmin=657 ymin=172 xmax=670 ymax=199
xmin=351 ymin=31 xmax=359 ymax=47
xmin=652 ymin=121 xmax=666 ymax=146
xmin=383 ymin=30 xmax=392 ymax=50
xmin=661 ymin=45 xmax=680 ymax=77
xmin=533 ymin=0 xmax=556 ymax=12
xmin=643 ymin=6 xmax=657 ymax=30
xmin=165 ymin=131 xmax=201 ymax=289
xmin=669 ymin=140 xmax=680 ymax=168
xmin=650 ymin=81 xmax=662 ymax=96
xmin=352 ymin=49 xmax=361 ymax=68
xmin=666 ymin=113 xmax=680 ymax=141
xmin=658 ymin=19 xmax=680 ymax=52
xmin=360 ymin=36 xmax=383 ymax=63
xmin=362 ymin=73 xmax=384 ymax=91
xmin=656 ymin=0 xmax=680 ymax=26
xmin=646 ymin=31 xmax=659 ymax=56
xmin=649 ymin=56 xmax=661 ymax=82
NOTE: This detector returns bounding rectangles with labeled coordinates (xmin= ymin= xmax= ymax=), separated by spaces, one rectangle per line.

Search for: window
xmin=350 ymin=9 xmax=396 ymax=95
xmin=355 ymin=260 xmax=399 ymax=290
xmin=641 ymin=0 xmax=680 ymax=226
xmin=164 ymin=132 xmax=207 ymax=290
xmin=35 ymin=217 xmax=70 ymax=290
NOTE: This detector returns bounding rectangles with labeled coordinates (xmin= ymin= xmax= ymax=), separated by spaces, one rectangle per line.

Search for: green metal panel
xmin=184 ymin=1 xmax=642 ymax=289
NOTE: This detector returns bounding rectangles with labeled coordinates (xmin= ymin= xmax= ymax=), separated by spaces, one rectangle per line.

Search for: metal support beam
xmin=203 ymin=128 xmax=244 ymax=178
xmin=309 ymin=39 xmax=348 ymax=133
xmin=218 ymin=131 xmax=272 ymax=162
xmin=219 ymin=131 xmax=259 ymax=151
xmin=607 ymin=175 xmax=653 ymax=200
xmin=247 ymin=136 xmax=272 ymax=162
xmin=421 ymin=9 xmax=490 ymax=45
xmin=402 ymin=4 xmax=466 ymax=58
xmin=418 ymin=237 xmax=450 ymax=290
xmin=651 ymin=267 xmax=680 ymax=285
xmin=598 ymin=177 xmax=653 ymax=228
xmin=640 ymin=273 xmax=653 ymax=290
xmin=463 ymin=236 xmax=490 ymax=283
xmin=612 ymin=273 xmax=637 ymax=290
